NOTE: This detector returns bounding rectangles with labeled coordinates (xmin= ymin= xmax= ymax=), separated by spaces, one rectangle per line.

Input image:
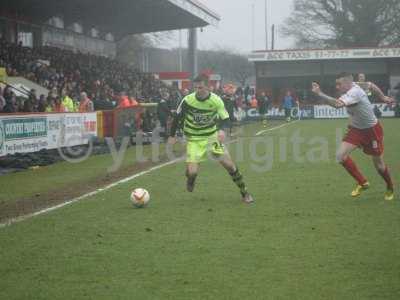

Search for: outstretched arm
xmin=311 ymin=82 xmax=345 ymax=109
xmin=368 ymin=82 xmax=395 ymax=104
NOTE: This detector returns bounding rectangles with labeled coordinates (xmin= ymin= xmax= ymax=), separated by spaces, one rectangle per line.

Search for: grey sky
xmin=196 ymin=0 xmax=295 ymax=52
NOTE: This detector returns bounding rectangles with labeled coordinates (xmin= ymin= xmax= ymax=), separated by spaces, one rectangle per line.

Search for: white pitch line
xmin=255 ymin=120 xmax=299 ymax=136
xmin=0 ymin=157 xmax=183 ymax=228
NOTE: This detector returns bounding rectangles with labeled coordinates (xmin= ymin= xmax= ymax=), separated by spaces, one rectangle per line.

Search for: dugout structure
xmin=249 ymin=48 xmax=400 ymax=105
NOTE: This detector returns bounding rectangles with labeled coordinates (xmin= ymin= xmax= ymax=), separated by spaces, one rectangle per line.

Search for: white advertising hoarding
xmin=314 ymin=104 xmax=395 ymax=119
xmin=0 ymin=113 xmax=97 ymax=156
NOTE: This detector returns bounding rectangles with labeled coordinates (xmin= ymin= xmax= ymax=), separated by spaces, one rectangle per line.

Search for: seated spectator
xmin=0 ymin=39 xmax=172 ymax=113
xmin=118 ymin=92 xmax=132 ymax=108
xmin=53 ymin=97 xmax=66 ymax=112
xmin=22 ymin=97 xmax=34 ymax=112
xmin=37 ymin=94 xmax=47 ymax=112
xmin=45 ymin=96 xmax=55 ymax=112
xmin=129 ymin=92 xmax=139 ymax=107
xmin=93 ymin=92 xmax=115 ymax=110
xmin=2 ymin=94 xmax=17 ymax=113
xmin=0 ymin=86 xmax=5 ymax=112
xmin=79 ymin=92 xmax=94 ymax=112
xmin=250 ymin=96 xmax=258 ymax=108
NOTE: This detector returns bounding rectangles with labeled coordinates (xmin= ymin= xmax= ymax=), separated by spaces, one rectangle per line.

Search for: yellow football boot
xmin=384 ymin=189 xmax=394 ymax=201
xmin=351 ymin=182 xmax=370 ymax=197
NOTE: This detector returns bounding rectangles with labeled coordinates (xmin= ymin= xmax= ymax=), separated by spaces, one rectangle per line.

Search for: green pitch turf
xmin=0 ymin=119 xmax=399 ymax=299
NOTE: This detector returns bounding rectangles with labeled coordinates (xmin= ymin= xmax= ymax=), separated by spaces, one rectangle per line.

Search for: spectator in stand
xmin=0 ymin=86 xmax=5 ymax=112
xmin=250 ymin=95 xmax=258 ymax=109
xmin=0 ymin=39 xmax=174 ymax=113
xmin=22 ymin=96 xmax=34 ymax=112
xmin=53 ymin=96 xmax=66 ymax=112
xmin=157 ymin=91 xmax=172 ymax=137
xmin=3 ymin=86 xmax=13 ymax=102
xmin=37 ymin=94 xmax=47 ymax=112
xmin=49 ymin=87 xmax=58 ymax=99
xmin=61 ymin=89 xmax=75 ymax=112
xmin=93 ymin=92 xmax=115 ymax=110
xmin=129 ymin=91 xmax=139 ymax=107
xmin=118 ymin=92 xmax=132 ymax=108
xmin=79 ymin=92 xmax=94 ymax=112
xmin=2 ymin=93 xmax=17 ymax=113
xmin=45 ymin=96 xmax=55 ymax=112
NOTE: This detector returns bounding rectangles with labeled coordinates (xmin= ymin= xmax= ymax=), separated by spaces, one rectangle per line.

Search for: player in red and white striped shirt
xmin=312 ymin=72 xmax=395 ymax=201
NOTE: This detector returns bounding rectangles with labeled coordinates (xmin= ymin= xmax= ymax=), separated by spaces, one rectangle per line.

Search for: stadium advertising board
xmin=314 ymin=104 xmax=395 ymax=119
xmin=238 ymin=106 xmax=315 ymax=121
xmin=0 ymin=113 xmax=97 ymax=156
xmin=249 ymin=47 xmax=400 ymax=62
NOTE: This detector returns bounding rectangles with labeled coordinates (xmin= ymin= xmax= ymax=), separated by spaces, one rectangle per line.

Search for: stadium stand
xmin=0 ymin=38 xmax=169 ymax=113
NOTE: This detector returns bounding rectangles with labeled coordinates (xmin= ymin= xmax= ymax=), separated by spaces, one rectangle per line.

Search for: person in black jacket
xmin=3 ymin=94 xmax=17 ymax=113
xmin=157 ymin=91 xmax=171 ymax=137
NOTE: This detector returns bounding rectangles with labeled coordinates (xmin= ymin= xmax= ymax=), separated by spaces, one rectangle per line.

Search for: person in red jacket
xmin=118 ymin=92 xmax=132 ymax=108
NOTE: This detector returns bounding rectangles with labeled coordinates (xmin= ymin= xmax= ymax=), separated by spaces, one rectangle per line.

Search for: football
xmin=130 ymin=188 xmax=150 ymax=208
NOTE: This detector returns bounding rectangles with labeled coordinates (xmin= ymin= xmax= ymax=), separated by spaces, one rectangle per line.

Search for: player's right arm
xmin=311 ymin=82 xmax=346 ymax=108
xmin=168 ymin=98 xmax=187 ymax=144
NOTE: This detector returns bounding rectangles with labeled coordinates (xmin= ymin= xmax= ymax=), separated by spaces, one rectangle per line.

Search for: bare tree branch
xmin=281 ymin=0 xmax=400 ymax=48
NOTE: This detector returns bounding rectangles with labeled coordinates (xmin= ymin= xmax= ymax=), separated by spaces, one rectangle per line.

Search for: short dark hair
xmin=336 ymin=72 xmax=354 ymax=81
xmin=193 ymin=74 xmax=209 ymax=85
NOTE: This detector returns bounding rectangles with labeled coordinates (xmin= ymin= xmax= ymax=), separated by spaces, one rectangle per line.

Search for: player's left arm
xmin=311 ymin=82 xmax=345 ymax=108
xmin=367 ymin=82 xmax=395 ymax=104
xmin=216 ymin=98 xmax=231 ymax=143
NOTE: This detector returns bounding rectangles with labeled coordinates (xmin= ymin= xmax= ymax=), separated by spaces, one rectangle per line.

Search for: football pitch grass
xmin=0 ymin=119 xmax=399 ymax=299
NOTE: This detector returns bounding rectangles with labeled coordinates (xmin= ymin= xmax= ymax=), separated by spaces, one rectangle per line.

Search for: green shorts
xmin=186 ymin=134 xmax=226 ymax=163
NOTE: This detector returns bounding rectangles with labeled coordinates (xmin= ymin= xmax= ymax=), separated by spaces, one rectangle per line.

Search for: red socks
xmin=341 ymin=157 xmax=368 ymax=185
xmin=378 ymin=167 xmax=394 ymax=190
xmin=342 ymin=157 xmax=394 ymax=190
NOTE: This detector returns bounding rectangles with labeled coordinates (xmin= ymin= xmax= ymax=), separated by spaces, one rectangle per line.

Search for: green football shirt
xmin=175 ymin=92 xmax=229 ymax=140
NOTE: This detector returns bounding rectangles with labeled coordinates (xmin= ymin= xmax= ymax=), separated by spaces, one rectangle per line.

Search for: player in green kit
xmin=168 ymin=75 xmax=254 ymax=204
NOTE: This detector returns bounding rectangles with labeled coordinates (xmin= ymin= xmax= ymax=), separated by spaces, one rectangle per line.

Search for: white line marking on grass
xmin=255 ymin=120 xmax=299 ymax=136
xmin=0 ymin=157 xmax=183 ymax=228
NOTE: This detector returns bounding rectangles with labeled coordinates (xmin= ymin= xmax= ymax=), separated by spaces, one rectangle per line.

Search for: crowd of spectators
xmin=2 ymin=38 xmax=397 ymax=121
xmin=0 ymin=38 xmax=172 ymax=113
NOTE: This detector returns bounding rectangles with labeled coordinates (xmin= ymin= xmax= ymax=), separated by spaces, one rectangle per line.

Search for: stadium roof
xmin=2 ymin=0 xmax=220 ymax=39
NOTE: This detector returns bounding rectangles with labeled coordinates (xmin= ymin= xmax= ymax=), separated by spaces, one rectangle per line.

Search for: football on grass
xmin=131 ymin=188 xmax=150 ymax=208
